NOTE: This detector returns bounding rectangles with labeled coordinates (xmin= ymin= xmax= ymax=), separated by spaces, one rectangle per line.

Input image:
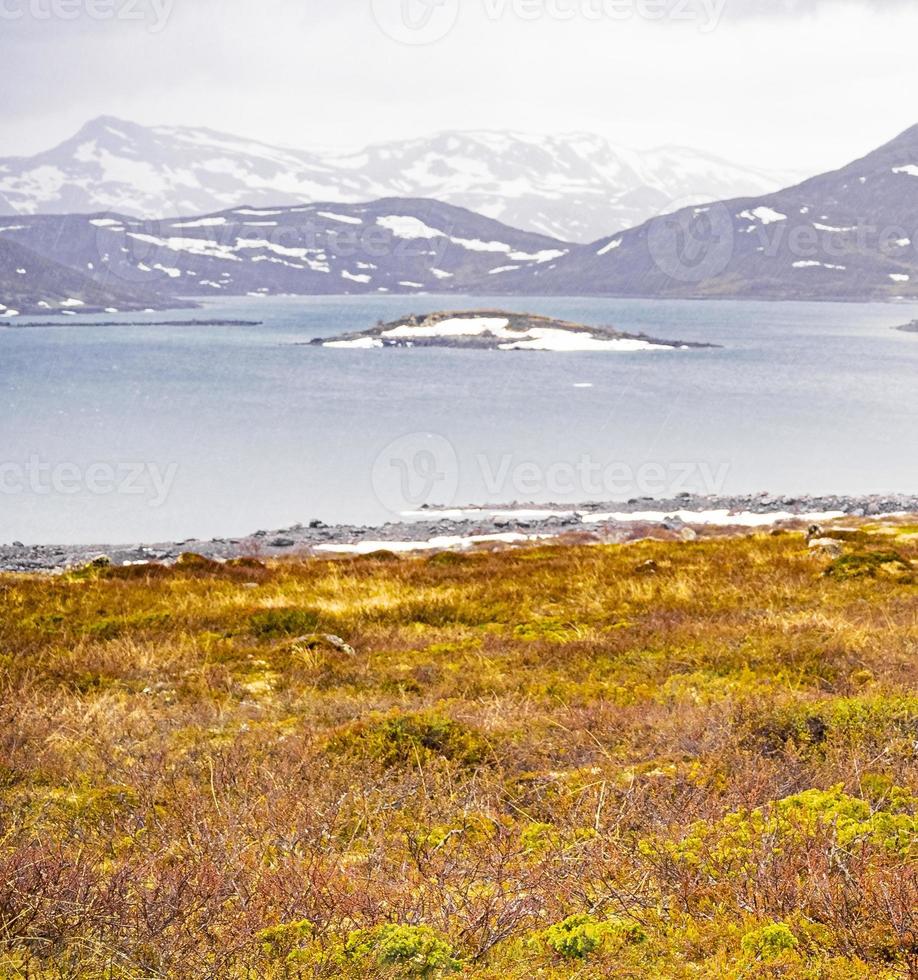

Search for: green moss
xmin=257 ymin=919 xmax=314 ymax=961
xmin=513 ymin=617 xmax=585 ymax=642
xmin=249 ymin=607 xmax=323 ymax=637
xmin=741 ymin=922 xmax=799 ymax=961
xmin=536 ymin=914 xmax=646 ymax=961
xmin=27 ymin=781 xmax=140 ymax=830
xmin=751 ymin=695 xmax=918 ymax=756
xmin=427 ymin=551 xmax=471 ymax=567
xmin=661 ymin=785 xmax=917 ymax=875
xmin=85 ymin=611 xmax=171 ymax=639
xmin=326 ymin=710 xmax=489 ymax=767
xmin=345 ymin=924 xmax=461 ymax=976
xmin=825 ymin=550 xmax=913 ymax=580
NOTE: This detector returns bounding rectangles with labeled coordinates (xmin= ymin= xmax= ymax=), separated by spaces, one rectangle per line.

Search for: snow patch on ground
xmin=581 ymin=509 xmax=847 ymax=527
xmin=401 ymin=508 xmax=576 ymax=520
xmin=364 ymin=316 xmax=674 ymax=353
xmin=324 ymin=336 xmax=384 ymax=349
xmin=739 ymin=206 xmax=787 ymax=225
xmin=793 ymin=261 xmax=846 ymax=271
xmin=499 ymin=329 xmax=669 ymax=352
xmin=171 ymin=216 xmax=228 ymax=229
xmin=314 ymin=532 xmax=549 ymax=554
xmin=376 ymin=215 xmax=443 ymax=239
xmin=318 ymin=211 xmax=363 ymax=224
xmin=127 ymin=232 xmax=241 ymax=262
xmin=507 ymin=248 xmax=567 ymax=262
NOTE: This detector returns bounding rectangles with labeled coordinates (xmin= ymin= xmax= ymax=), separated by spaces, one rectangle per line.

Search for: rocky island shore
xmin=309 ymin=310 xmax=717 ymax=352
xmin=3 ymin=493 xmax=917 ymax=573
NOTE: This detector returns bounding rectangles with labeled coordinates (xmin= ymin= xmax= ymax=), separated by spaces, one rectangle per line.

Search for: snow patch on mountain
xmin=0 ymin=117 xmax=802 ymax=243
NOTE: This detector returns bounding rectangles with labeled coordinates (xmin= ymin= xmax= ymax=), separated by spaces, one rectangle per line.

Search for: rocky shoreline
xmin=2 ymin=493 xmax=916 ymax=574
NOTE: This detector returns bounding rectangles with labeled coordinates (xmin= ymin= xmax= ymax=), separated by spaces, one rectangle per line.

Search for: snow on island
xmin=310 ymin=310 xmax=715 ymax=352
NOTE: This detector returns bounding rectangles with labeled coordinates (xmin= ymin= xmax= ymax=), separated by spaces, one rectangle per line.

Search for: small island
xmin=309 ymin=310 xmax=716 ymax=352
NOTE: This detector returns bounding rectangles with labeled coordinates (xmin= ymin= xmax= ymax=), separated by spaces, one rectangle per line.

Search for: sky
xmin=0 ymin=0 xmax=916 ymax=173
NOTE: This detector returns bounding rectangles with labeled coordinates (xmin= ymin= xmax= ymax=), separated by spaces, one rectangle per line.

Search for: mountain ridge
xmin=489 ymin=121 xmax=918 ymax=301
xmin=0 ymin=197 xmax=572 ymax=303
xmin=0 ymin=116 xmax=800 ymax=243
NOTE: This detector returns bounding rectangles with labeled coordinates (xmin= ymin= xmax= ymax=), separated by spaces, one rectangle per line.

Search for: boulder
xmin=808 ymin=538 xmax=844 ymax=558
xmin=807 ymin=525 xmax=867 ymax=544
xmin=292 ymin=634 xmax=356 ymax=656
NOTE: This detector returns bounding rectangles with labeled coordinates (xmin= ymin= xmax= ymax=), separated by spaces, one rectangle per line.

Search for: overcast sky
xmin=1 ymin=0 xmax=915 ymax=172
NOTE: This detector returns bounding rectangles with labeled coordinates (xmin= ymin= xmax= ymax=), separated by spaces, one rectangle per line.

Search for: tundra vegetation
xmin=0 ymin=522 xmax=916 ymax=978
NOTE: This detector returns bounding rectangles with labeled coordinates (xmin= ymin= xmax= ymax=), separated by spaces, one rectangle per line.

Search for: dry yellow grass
xmin=0 ymin=526 xmax=916 ymax=978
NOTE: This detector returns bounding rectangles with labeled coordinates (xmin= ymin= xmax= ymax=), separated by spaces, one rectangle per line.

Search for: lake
xmin=1 ymin=294 xmax=916 ymax=545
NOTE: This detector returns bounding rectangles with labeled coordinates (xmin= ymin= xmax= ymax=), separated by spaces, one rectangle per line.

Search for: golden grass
xmin=0 ymin=528 xmax=915 ymax=978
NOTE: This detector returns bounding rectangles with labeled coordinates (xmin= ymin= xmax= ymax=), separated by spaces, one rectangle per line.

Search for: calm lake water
xmin=2 ymin=294 xmax=917 ymax=545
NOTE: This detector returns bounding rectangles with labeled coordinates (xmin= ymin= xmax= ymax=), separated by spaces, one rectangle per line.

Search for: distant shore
xmin=2 ymin=492 xmax=916 ymax=573
xmin=2 ymin=318 xmax=262 ymax=329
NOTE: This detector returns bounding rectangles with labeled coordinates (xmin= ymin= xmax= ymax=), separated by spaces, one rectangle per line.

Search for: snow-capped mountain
xmin=0 ymin=198 xmax=570 ymax=301
xmin=0 ymin=117 xmax=357 ymax=224
xmin=493 ymin=123 xmax=918 ymax=301
xmin=0 ymin=117 xmax=800 ymax=243
xmin=335 ymin=131 xmax=801 ymax=243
